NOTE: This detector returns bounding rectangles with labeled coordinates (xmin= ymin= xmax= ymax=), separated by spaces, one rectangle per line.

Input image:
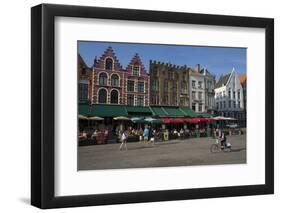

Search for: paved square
xmin=78 ymin=134 xmax=246 ymax=170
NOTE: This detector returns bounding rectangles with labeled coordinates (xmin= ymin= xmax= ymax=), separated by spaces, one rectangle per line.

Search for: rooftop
xmin=215 ymin=73 xmax=232 ymax=88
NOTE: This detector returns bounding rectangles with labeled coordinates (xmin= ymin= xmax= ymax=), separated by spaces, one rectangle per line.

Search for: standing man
xmin=143 ymin=126 xmax=149 ymax=144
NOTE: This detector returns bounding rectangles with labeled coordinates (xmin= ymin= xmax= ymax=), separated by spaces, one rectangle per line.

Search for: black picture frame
xmin=31 ymin=3 xmax=274 ymax=209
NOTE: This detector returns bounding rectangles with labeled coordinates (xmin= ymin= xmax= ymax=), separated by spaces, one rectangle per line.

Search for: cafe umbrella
xmin=88 ymin=116 xmax=104 ymax=121
xmin=225 ymin=117 xmax=237 ymax=121
xmin=113 ymin=116 xmax=130 ymax=121
xmin=213 ymin=116 xmax=236 ymax=128
xmin=213 ymin=116 xmax=229 ymax=120
xmin=88 ymin=116 xmax=104 ymax=128
xmin=78 ymin=114 xmax=89 ymax=129
xmin=114 ymin=116 xmax=130 ymax=132
xmin=78 ymin=114 xmax=88 ymax=120
xmin=144 ymin=117 xmax=162 ymax=125
xmin=130 ymin=117 xmax=145 ymax=123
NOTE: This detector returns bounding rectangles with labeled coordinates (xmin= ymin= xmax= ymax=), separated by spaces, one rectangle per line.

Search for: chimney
xmin=195 ymin=64 xmax=200 ymax=73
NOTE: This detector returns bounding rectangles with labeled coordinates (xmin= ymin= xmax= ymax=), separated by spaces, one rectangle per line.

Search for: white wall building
xmin=189 ymin=65 xmax=206 ymax=112
xmin=214 ymin=68 xmax=244 ymax=117
xmin=202 ymin=68 xmax=216 ymax=113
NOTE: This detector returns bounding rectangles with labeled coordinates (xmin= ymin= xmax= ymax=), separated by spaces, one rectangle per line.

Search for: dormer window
xmin=132 ymin=65 xmax=140 ymax=76
xmin=105 ymin=58 xmax=113 ymax=70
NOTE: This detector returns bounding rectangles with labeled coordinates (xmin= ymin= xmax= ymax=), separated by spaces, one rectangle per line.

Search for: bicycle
xmin=210 ymin=138 xmax=231 ymax=153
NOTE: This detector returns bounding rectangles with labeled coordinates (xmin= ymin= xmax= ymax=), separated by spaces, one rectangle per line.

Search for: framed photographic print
xmin=31 ymin=3 xmax=274 ymax=209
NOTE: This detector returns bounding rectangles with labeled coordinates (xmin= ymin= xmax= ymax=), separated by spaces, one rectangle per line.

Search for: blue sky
xmin=78 ymin=41 xmax=246 ymax=78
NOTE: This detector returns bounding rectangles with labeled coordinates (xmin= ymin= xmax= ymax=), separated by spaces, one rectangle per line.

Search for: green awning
xmin=126 ymin=106 xmax=152 ymax=116
xmin=79 ymin=103 xmax=91 ymax=116
xmin=79 ymin=104 xmax=128 ymax=117
xmin=162 ymin=107 xmax=185 ymax=117
xmin=79 ymin=103 xmax=206 ymax=118
xmin=179 ymin=107 xmax=198 ymax=117
xmin=150 ymin=107 xmax=168 ymax=117
xmin=196 ymin=112 xmax=214 ymax=118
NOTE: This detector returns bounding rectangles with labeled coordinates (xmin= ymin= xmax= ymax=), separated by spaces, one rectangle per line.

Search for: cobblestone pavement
xmin=78 ymin=134 xmax=246 ymax=170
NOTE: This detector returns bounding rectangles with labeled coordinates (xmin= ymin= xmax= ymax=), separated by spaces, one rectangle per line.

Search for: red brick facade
xmin=89 ymin=47 xmax=150 ymax=106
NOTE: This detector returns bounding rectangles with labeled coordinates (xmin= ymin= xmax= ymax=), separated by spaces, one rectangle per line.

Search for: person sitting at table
xmin=91 ymin=129 xmax=98 ymax=139
xmin=132 ymin=128 xmax=137 ymax=136
xmin=184 ymin=128 xmax=190 ymax=138
xmin=180 ymin=128 xmax=184 ymax=139
xmin=138 ymin=128 xmax=144 ymax=141
xmin=79 ymin=130 xmax=87 ymax=141
xmin=173 ymin=129 xmax=179 ymax=138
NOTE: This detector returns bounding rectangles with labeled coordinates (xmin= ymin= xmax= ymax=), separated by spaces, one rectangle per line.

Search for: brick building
xmin=78 ymin=54 xmax=92 ymax=103
xmin=125 ymin=53 xmax=150 ymax=106
xmin=149 ymin=60 xmax=190 ymax=107
xmin=89 ymin=46 xmax=150 ymax=106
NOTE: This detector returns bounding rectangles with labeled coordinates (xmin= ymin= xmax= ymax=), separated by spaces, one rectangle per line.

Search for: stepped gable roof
xmin=126 ymin=53 xmax=147 ymax=75
xmin=215 ymin=73 xmax=231 ymax=88
xmin=93 ymin=46 xmax=123 ymax=70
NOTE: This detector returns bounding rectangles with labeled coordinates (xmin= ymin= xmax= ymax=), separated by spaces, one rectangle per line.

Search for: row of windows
xmin=192 ymin=91 xmax=203 ymax=100
xmin=192 ymin=103 xmax=204 ymax=112
xmin=127 ymin=80 xmax=145 ymax=93
xmin=79 ymin=83 xmax=88 ymax=101
xmin=216 ymin=90 xmax=241 ymax=99
xmin=98 ymin=89 xmax=119 ymax=104
xmin=192 ymin=80 xmax=203 ymax=89
xmin=151 ymin=95 xmax=184 ymax=106
xmin=205 ymin=80 xmax=214 ymax=90
xmin=216 ymin=100 xmax=241 ymax=110
xmin=97 ymin=88 xmax=145 ymax=106
xmin=151 ymin=80 xmax=187 ymax=93
xmin=127 ymin=94 xmax=145 ymax=106
xmin=150 ymin=95 xmax=159 ymax=105
xmin=99 ymin=73 xmax=145 ymax=93
xmin=99 ymin=73 xmax=120 ymax=86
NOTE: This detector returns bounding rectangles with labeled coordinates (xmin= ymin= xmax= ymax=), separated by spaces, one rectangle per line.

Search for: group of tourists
xmin=79 ymin=121 xmax=237 ymax=150
xmin=119 ymin=126 xmax=158 ymax=150
xmin=79 ymin=126 xmax=109 ymax=144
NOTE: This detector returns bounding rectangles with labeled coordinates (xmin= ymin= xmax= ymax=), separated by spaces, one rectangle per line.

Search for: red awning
xmin=199 ymin=118 xmax=215 ymax=122
xmin=171 ymin=118 xmax=185 ymax=123
xmin=161 ymin=117 xmax=214 ymax=123
xmin=186 ymin=118 xmax=201 ymax=123
xmin=160 ymin=118 xmax=172 ymax=124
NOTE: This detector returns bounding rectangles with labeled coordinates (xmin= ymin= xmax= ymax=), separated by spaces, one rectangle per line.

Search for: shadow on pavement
xmin=155 ymin=141 xmax=182 ymax=146
xmin=230 ymin=148 xmax=246 ymax=152
xmin=129 ymin=146 xmax=156 ymax=150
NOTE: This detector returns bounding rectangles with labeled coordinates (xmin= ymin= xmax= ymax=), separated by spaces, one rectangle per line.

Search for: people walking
xmin=143 ymin=126 xmax=149 ymax=144
xmin=149 ymin=129 xmax=157 ymax=145
xmin=119 ymin=130 xmax=128 ymax=151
